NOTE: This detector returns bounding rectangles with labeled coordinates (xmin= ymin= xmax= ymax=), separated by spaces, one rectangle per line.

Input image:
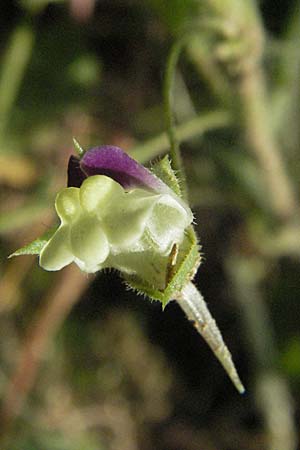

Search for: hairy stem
xmin=163 ymin=35 xmax=190 ymax=193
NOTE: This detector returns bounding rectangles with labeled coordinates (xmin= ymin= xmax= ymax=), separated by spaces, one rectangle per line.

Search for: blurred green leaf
xmin=147 ymin=0 xmax=198 ymax=33
xmin=281 ymin=336 xmax=300 ymax=379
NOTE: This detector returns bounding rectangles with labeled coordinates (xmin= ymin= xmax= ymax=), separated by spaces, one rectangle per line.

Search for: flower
xmin=40 ymin=146 xmax=193 ymax=287
xmin=11 ymin=145 xmax=245 ymax=393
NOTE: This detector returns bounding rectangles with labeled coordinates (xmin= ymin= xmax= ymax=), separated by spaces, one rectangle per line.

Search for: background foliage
xmin=0 ymin=1 xmax=300 ymax=449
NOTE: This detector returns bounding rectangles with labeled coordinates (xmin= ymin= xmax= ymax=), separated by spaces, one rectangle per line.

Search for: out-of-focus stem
xmin=256 ymin=373 xmax=297 ymax=450
xmin=226 ymin=255 xmax=298 ymax=450
xmin=226 ymin=257 xmax=276 ymax=369
xmin=192 ymin=0 xmax=299 ymax=222
xmin=0 ymin=23 xmax=34 ymax=140
xmin=0 ymin=265 xmax=89 ymax=441
xmin=274 ymin=1 xmax=300 ymax=93
xmin=130 ymin=110 xmax=231 ymax=163
xmin=186 ymin=37 xmax=232 ymax=105
xmin=175 ymin=281 xmax=245 ymax=394
xmin=0 ymin=201 xmax=51 ymax=233
xmin=237 ymin=66 xmax=298 ymax=222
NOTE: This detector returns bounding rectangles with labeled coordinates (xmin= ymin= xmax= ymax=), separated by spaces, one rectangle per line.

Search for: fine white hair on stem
xmin=175 ymin=282 xmax=245 ymax=394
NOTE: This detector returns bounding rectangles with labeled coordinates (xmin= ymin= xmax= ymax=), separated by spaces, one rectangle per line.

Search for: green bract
xmin=39 ymin=174 xmax=193 ymax=287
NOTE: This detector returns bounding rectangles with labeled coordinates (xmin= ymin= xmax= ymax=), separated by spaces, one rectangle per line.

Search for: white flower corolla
xmin=39 ymin=175 xmax=193 ymax=277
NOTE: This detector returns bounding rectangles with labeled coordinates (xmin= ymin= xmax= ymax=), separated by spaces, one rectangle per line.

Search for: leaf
xmin=9 ymin=226 xmax=58 ymax=258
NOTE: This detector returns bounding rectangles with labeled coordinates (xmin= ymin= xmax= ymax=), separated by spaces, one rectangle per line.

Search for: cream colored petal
xmin=79 ymin=175 xmax=123 ymax=216
xmin=39 ymin=225 xmax=74 ymax=271
xmin=103 ymin=193 xmax=157 ymax=250
xmin=147 ymin=194 xmax=192 ymax=254
xmin=70 ymin=216 xmax=109 ymax=269
xmin=55 ymin=187 xmax=81 ymax=223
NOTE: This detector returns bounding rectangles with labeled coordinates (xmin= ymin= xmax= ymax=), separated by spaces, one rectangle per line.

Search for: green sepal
xmin=151 ymin=155 xmax=182 ymax=197
xmin=125 ymin=156 xmax=201 ymax=307
xmin=9 ymin=226 xmax=58 ymax=258
xmin=124 ymin=226 xmax=201 ymax=308
xmin=72 ymin=137 xmax=85 ymax=157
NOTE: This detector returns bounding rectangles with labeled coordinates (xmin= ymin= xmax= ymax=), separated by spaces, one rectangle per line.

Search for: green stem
xmin=163 ymin=35 xmax=188 ymax=180
xmin=163 ymin=22 xmax=231 ymax=198
xmin=130 ymin=110 xmax=231 ymax=163
xmin=0 ymin=23 xmax=34 ymax=141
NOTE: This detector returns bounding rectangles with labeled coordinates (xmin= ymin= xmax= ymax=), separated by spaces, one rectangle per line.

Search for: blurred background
xmin=0 ymin=1 xmax=300 ymax=449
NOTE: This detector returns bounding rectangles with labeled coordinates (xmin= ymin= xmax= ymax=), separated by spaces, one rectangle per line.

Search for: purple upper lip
xmin=68 ymin=145 xmax=165 ymax=192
